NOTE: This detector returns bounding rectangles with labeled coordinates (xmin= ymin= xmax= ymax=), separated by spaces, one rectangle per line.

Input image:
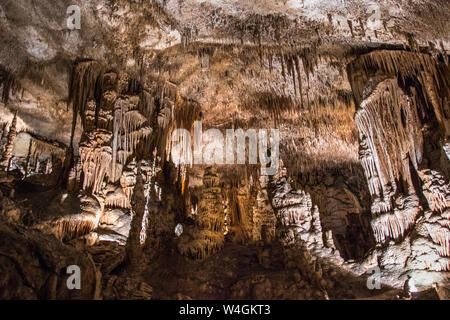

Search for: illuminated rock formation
xmin=349 ymin=50 xmax=450 ymax=289
xmin=178 ymin=167 xmax=226 ymax=259
xmin=124 ymin=162 xmax=146 ymax=270
xmin=1 ymin=0 xmax=450 ymax=301
xmin=251 ymin=175 xmax=276 ymax=245
xmin=0 ymin=112 xmax=17 ymax=170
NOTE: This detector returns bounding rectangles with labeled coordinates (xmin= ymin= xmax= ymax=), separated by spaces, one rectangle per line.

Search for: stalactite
xmin=347 ymin=20 xmax=354 ymax=38
xmin=105 ymin=185 xmax=130 ymax=209
xmin=68 ymin=61 xmax=104 ymax=129
xmin=293 ymin=55 xmax=304 ymax=109
xmin=280 ymin=54 xmax=286 ymax=82
xmin=429 ymin=228 xmax=450 ymax=257
xmin=286 ymin=54 xmax=297 ymax=97
xmin=33 ymin=195 xmax=101 ymax=241
xmin=138 ymin=90 xmax=155 ymax=120
xmin=26 ymin=135 xmax=66 ymax=174
xmin=348 ymin=50 xmax=450 ymax=114
xmin=62 ymin=61 xmax=105 ymax=186
xmin=45 ymin=158 xmax=51 ymax=174
xmin=0 ymin=66 xmax=20 ymax=104
xmin=79 ymin=132 xmax=112 ymax=194
xmin=370 ymin=196 xmax=420 ymax=243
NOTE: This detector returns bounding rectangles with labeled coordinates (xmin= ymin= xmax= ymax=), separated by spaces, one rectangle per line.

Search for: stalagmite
xmin=251 ymin=181 xmax=276 ymax=244
xmin=178 ymin=167 xmax=226 ymax=259
xmin=124 ymin=162 xmax=146 ymax=270
xmin=0 ymin=112 xmax=17 ymax=170
xmin=270 ymin=161 xmax=348 ymax=284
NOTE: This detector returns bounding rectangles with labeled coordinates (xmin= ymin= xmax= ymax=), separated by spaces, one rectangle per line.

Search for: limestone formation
xmin=178 ymin=167 xmax=226 ymax=259
xmin=348 ymin=50 xmax=450 ymax=289
xmin=0 ymin=112 xmax=17 ymax=170
xmin=0 ymin=0 xmax=449 ymax=301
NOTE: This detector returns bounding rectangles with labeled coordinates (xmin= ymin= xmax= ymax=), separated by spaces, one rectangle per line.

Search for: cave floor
xmin=132 ymin=243 xmax=400 ymax=300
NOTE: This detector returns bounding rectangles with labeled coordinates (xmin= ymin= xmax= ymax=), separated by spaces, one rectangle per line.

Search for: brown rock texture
xmin=0 ymin=0 xmax=449 ymax=300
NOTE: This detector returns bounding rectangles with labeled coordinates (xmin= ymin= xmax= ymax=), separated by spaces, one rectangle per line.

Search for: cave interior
xmin=0 ymin=0 xmax=449 ymax=300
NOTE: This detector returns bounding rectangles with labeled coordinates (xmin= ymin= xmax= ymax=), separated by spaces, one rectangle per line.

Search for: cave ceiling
xmin=0 ymin=0 xmax=448 ymax=145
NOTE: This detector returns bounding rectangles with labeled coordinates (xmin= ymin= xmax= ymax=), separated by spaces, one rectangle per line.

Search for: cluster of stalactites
xmin=166 ymin=97 xmax=202 ymax=191
xmin=348 ymin=50 xmax=450 ymax=110
xmin=33 ymin=195 xmax=102 ymax=241
xmin=104 ymin=184 xmax=130 ymax=209
xmin=79 ymin=139 xmax=112 ymax=195
xmin=246 ymin=50 xmax=321 ymax=120
xmin=431 ymin=227 xmax=450 ymax=258
xmin=356 ymin=79 xmax=423 ymax=204
xmin=370 ymin=195 xmax=421 ymax=243
xmin=68 ymin=61 xmax=105 ymax=129
xmin=349 ymin=50 xmax=450 ymax=146
xmin=356 ymin=79 xmax=426 ymax=242
xmin=68 ymin=62 xmax=112 ymax=194
xmin=111 ymin=97 xmax=153 ymax=182
xmin=68 ymin=60 xmax=163 ymax=196
xmin=36 ymin=218 xmax=96 ymax=242
xmin=351 ymin=51 xmax=450 ymax=245
xmin=25 ymin=136 xmax=66 ymax=176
